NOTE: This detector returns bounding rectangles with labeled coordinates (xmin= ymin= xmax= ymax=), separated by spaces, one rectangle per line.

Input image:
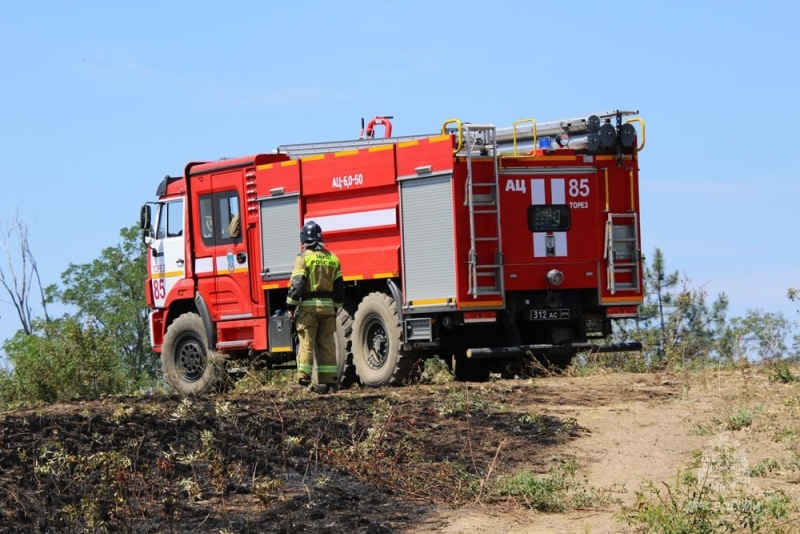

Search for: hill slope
xmin=1 ymin=367 xmax=798 ymax=532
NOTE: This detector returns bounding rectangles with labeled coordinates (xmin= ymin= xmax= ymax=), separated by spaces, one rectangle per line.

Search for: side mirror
xmin=140 ymin=204 xmax=152 ymax=231
xmin=140 ymin=205 xmax=155 ymax=247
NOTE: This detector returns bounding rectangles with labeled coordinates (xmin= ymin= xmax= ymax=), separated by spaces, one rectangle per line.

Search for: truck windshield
xmin=156 ymin=200 xmax=184 ymax=239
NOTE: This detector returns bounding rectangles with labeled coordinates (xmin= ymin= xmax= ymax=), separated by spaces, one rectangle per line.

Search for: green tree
xmin=641 ymin=248 xmax=680 ymax=357
xmin=614 ymin=248 xmax=728 ymax=367
xmin=661 ymin=280 xmax=728 ymax=366
xmin=614 ymin=248 xmax=679 ymax=359
xmin=47 ymin=225 xmax=155 ymax=381
xmin=717 ymin=310 xmax=794 ymax=361
xmin=0 ymin=317 xmax=127 ymax=405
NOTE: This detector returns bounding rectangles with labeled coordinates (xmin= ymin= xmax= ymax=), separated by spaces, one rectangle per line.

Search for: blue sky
xmin=1 ymin=1 xmax=798 ymax=360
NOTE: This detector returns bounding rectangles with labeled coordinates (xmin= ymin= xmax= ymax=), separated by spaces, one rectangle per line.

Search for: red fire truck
xmin=140 ymin=110 xmax=646 ymax=394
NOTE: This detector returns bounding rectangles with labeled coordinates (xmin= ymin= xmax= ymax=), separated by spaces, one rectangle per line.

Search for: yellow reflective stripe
xmin=410 ymin=298 xmax=451 ymax=306
xmin=317 ymin=365 xmax=338 ymax=373
xmin=368 ymin=144 xmax=393 ymax=152
xmin=428 ymin=134 xmax=451 ymax=144
xmin=152 ymin=270 xmax=183 ymax=279
xmin=297 ymin=363 xmax=313 ymax=372
xmin=601 ymin=296 xmax=643 ymax=303
xmin=344 ymin=273 xmax=395 ymax=281
xmin=398 ymin=140 xmax=419 ymax=148
xmin=257 ymin=160 xmax=299 ymax=171
xmin=460 ymin=300 xmax=503 ymax=308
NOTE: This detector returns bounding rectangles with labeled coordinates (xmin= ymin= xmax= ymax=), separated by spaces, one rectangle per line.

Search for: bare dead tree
xmin=0 ymin=212 xmax=50 ymax=335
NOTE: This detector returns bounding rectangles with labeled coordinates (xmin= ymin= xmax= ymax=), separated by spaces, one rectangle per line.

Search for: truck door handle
xmin=236 ymin=252 xmax=247 ymax=264
xmin=176 ymin=258 xmax=185 ymax=266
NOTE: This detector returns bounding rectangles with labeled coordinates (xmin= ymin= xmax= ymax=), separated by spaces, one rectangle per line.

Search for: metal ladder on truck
xmin=456 ymin=123 xmax=505 ymax=299
xmin=604 ymin=212 xmax=641 ymax=294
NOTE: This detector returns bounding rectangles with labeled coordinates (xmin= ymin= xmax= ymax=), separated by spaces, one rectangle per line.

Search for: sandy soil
xmin=417 ymin=368 xmax=800 ymax=533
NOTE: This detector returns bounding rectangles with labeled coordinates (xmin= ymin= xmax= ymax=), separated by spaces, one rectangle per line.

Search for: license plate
xmin=529 ymin=308 xmax=571 ymax=320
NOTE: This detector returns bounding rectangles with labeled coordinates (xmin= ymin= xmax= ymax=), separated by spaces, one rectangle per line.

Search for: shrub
xmin=492 ymin=460 xmax=608 ymax=512
xmin=420 ymin=357 xmax=454 ymax=384
xmin=621 ymin=446 xmax=792 ymax=533
xmin=769 ymin=362 xmax=796 ymax=384
xmin=728 ymin=409 xmax=753 ymax=431
xmin=0 ymin=317 xmax=128 ymax=406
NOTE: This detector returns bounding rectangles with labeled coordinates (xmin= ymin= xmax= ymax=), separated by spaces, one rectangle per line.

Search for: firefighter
xmin=286 ymin=221 xmax=344 ymax=393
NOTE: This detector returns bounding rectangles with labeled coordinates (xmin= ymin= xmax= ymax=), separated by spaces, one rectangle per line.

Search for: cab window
xmin=166 ymin=200 xmax=184 ymax=238
xmin=199 ymin=191 xmax=241 ymax=246
xmin=156 ymin=200 xmax=184 ymax=239
xmin=200 ymin=196 xmax=214 ymax=241
xmin=219 ymin=194 xmax=240 ymax=241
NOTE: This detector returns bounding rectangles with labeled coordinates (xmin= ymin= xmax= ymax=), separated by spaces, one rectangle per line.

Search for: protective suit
xmin=286 ymin=221 xmax=344 ymax=390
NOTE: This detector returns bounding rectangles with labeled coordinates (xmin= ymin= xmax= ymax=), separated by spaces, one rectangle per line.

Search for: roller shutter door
xmin=401 ymin=174 xmax=456 ymax=304
xmin=260 ymin=195 xmax=300 ymax=280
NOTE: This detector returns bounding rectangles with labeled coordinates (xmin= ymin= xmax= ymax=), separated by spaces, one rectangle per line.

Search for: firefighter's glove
xmin=286 ymin=304 xmax=297 ymax=320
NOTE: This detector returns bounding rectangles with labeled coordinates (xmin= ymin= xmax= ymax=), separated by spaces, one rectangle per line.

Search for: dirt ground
xmin=1 ymin=366 xmax=799 ymax=533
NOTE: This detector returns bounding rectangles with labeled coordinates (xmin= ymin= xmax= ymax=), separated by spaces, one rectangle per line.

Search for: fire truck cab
xmin=140 ymin=110 xmax=646 ymax=394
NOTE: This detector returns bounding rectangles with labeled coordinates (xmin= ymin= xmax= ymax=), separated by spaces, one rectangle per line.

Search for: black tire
xmin=161 ymin=313 xmax=228 ymax=395
xmin=335 ymin=307 xmax=356 ymax=387
xmin=352 ymin=292 xmax=413 ymax=387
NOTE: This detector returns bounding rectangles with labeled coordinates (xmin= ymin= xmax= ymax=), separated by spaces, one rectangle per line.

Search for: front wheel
xmin=352 ymin=292 xmax=414 ymax=387
xmin=161 ymin=313 xmax=228 ymax=395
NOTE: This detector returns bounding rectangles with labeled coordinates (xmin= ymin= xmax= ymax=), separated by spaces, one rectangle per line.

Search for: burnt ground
xmin=0 ymin=375 xmax=616 ymax=533
xmin=5 ymin=369 xmax=791 ymax=533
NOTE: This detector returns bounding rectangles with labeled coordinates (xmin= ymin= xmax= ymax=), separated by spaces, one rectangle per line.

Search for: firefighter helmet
xmin=300 ymin=221 xmax=323 ymax=247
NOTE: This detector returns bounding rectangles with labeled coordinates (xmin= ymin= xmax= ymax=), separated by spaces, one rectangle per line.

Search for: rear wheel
xmin=335 ymin=307 xmax=356 ymax=387
xmin=352 ymin=292 xmax=415 ymax=387
xmin=162 ymin=313 xmax=228 ymax=395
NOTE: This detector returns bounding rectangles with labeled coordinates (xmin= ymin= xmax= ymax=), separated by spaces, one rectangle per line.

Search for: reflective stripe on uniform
xmin=298 ymin=297 xmax=335 ymax=308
